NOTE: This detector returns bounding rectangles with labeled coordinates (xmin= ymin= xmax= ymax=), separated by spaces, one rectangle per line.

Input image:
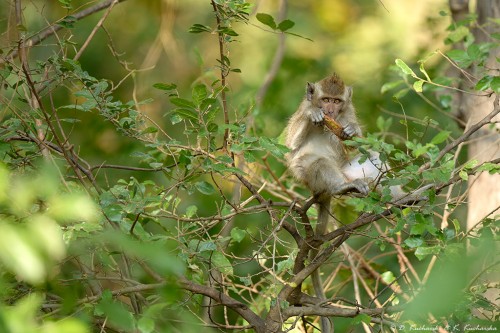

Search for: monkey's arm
xmin=285 ymin=108 xmax=320 ymax=150
xmin=308 ymin=106 xmax=324 ymax=125
xmin=340 ymin=122 xmax=362 ymax=139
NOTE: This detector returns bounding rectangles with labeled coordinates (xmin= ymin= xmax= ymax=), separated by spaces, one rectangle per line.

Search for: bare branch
xmin=179 ymin=276 xmax=266 ymax=332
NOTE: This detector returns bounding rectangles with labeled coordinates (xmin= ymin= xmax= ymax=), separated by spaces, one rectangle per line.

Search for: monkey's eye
xmin=321 ymin=97 xmax=331 ymax=103
xmin=333 ymin=99 xmax=342 ymax=104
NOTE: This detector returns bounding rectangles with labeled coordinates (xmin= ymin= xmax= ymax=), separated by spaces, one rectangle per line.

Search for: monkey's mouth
xmin=323 ymin=110 xmax=338 ymax=119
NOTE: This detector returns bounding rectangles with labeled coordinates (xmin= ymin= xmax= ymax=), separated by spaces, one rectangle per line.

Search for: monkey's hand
xmin=340 ymin=123 xmax=358 ymax=140
xmin=308 ymin=108 xmax=324 ymax=126
xmin=348 ymin=178 xmax=370 ymax=196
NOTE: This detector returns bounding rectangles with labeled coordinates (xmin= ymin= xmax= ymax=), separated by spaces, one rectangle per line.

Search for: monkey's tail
xmin=311 ymin=202 xmax=333 ymax=333
xmin=393 ymin=183 xmax=435 ymax=205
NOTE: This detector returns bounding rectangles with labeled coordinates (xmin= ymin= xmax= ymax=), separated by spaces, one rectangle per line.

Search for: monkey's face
xmin=319 ymin=97 xmax=344 ymax=120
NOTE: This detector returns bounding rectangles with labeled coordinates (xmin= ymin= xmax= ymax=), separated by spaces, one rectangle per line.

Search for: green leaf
xmin=380 ymin=271 xmax=396 ymax=284
xmin=172 ymin=108 xmax=198 ymax=122
xmin=211 ymin=252 xmax=233 ymax=275
xmin=277 ymin=19 xmax=295 ymax=32
xmin=414 ymin=245 xmax=441 ymax=260
xmin=220 ymin=27 xmax=238 ymax=36
xmin=405 ymin=237 xmax=424 ymax=248
xmin=459 ymin=170 xmax=468 ymax=181
xmin=419 ymin=62 xmax=432 ymax=81
xmin=153 ymin=82 xmax=177 ymax=91
xmin=392 ymin=88 xmax=409 ymax=100
xmin=185 ymin=205 xmax=198 ymax=218
xmin=170 ymin=114 xmax=182 ymax=125
xmin=199 ymin=241 xmax=217 ymax=252
xmin=259 ymin=137 xmax=288 ymax=158
xmin=350 ymin=314 xmax=372 ymax=325
xmin=230 ymin=227 xmax=246 ymax=243
xmin=96 ymin=291 xmax=136 ymax=330
xmin=170 ymin=97 xmax=196 ymax=109
xmin=490 ymin=76 xmax=500 ymax=93
xmin=256 ymin=13 xmax=277 ymax=30
xmin=216 ymin=155 xmax=233 ymax=164
xmin=189 ymin=23 xmax=212 ymax=33
xmin=413 ymin=80 xmax=424 ymax=92
xmin=430 ymin=130 xmax=451 ymax=145
xmin=446 ymin=25 xmax=470 ymax=43
xmin=240 ymin=276 xmax=252 ymax=286
xmin=195 ymin=181 xmax=215 ymax=195
xmin=395 ymin=59 xmax=417 ymax=77
xmin=381 ymin=80 xmax=404 ymax=94
xmin=192 ymin=84 xmax=208 ymax=106
xmin=439 ymin=94 xmax=452 ymax=108
xmin=58 ymin=0 xmax=72 ymax=9
xmin=446 ymin=49 xmax=472 ymax=68
xmin=475 ymin=75 xmax=493 ymax=91
xmin=57 ymin=15 xmax=76 ymax=28
xmin=276 ymin=256 xmax=294 ymax=274
xmin=141 ymin=126 xmax=158 ymax=134
xmin=466 ymin=44 xmax=482 ymax=61
xmin=410 ymin=222 xmax=427 ymax=235
xmin=138 ymin=316 xmax=155 ymax=333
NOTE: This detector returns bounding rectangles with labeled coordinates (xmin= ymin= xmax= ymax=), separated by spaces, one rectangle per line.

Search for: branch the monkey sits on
xmin=284 ymin=73 xmax=407 ymax=333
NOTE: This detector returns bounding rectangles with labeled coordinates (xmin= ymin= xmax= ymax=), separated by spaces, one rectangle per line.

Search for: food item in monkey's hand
xmin=323 ymin=114 xmax=345 ymax=139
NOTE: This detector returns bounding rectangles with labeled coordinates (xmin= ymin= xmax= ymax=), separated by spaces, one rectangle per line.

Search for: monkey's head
xmin=306 ymin=73 xmax=353 ymax=119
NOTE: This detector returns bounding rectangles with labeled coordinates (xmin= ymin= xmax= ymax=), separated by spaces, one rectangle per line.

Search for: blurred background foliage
xmin=1 ymin=0 xmax=452 ymax=154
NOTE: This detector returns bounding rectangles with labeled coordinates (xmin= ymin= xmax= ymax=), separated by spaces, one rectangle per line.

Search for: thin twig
xmin=74 ymin=0 xmax=119 ymax=60
xmin=210 ymin=1 xmax=230 ymax=150
xmin=2 ymin=0 xmax=129 ymax=63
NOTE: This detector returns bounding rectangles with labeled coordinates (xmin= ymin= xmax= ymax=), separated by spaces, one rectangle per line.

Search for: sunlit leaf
xmin=380 ymin=271 xmax=396 ymax=284
xmin=490 ymin=76 xmax=500 ymax=93
xmin=430 ymin=130 xmax=451 ymax=145
xmin=414 ymin=245 xmax=441 ymax=260
xmin=395 ymin=59 xmax=417 ymax=77
xmin=413 ymin=80 xmax=424 ymax=92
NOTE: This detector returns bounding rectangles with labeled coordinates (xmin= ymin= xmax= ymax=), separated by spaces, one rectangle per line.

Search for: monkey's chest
xmin=302 ymin=133 xmax=347 ymax=161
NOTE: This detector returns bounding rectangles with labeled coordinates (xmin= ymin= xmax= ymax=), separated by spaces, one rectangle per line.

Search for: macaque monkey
xmin=284 ymin=73 xmax=403 ymax=333
xmin=285 ymin=73 xmax=401 ymax=201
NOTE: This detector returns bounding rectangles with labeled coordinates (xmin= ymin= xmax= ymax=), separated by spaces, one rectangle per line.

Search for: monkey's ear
xmin=346 ymin=86 xmax=353 ymax=100
xmin=306 ymin=82 xmax=315 ymax=101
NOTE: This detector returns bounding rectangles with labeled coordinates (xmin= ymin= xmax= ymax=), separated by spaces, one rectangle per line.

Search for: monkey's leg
xmin=307 ymin=157 xmax=369 ymax=197
xmin=343 ymin=151 xmax=431 ymax=202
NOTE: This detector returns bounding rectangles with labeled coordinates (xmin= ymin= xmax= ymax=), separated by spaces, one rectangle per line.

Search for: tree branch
xmin=2 ymin=0 xmax=128 ymax=63
xmin=179 ymin=276 xmax=266 ymax=333
xmin=419 ymin=94 xmax=500 ymax=172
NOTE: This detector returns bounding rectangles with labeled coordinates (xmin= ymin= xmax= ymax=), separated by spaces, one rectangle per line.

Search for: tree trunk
xmin=463 ymin=1 xmax=500 ymax=230
xmin=450 ymin=0 xmax=500 ymax=320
